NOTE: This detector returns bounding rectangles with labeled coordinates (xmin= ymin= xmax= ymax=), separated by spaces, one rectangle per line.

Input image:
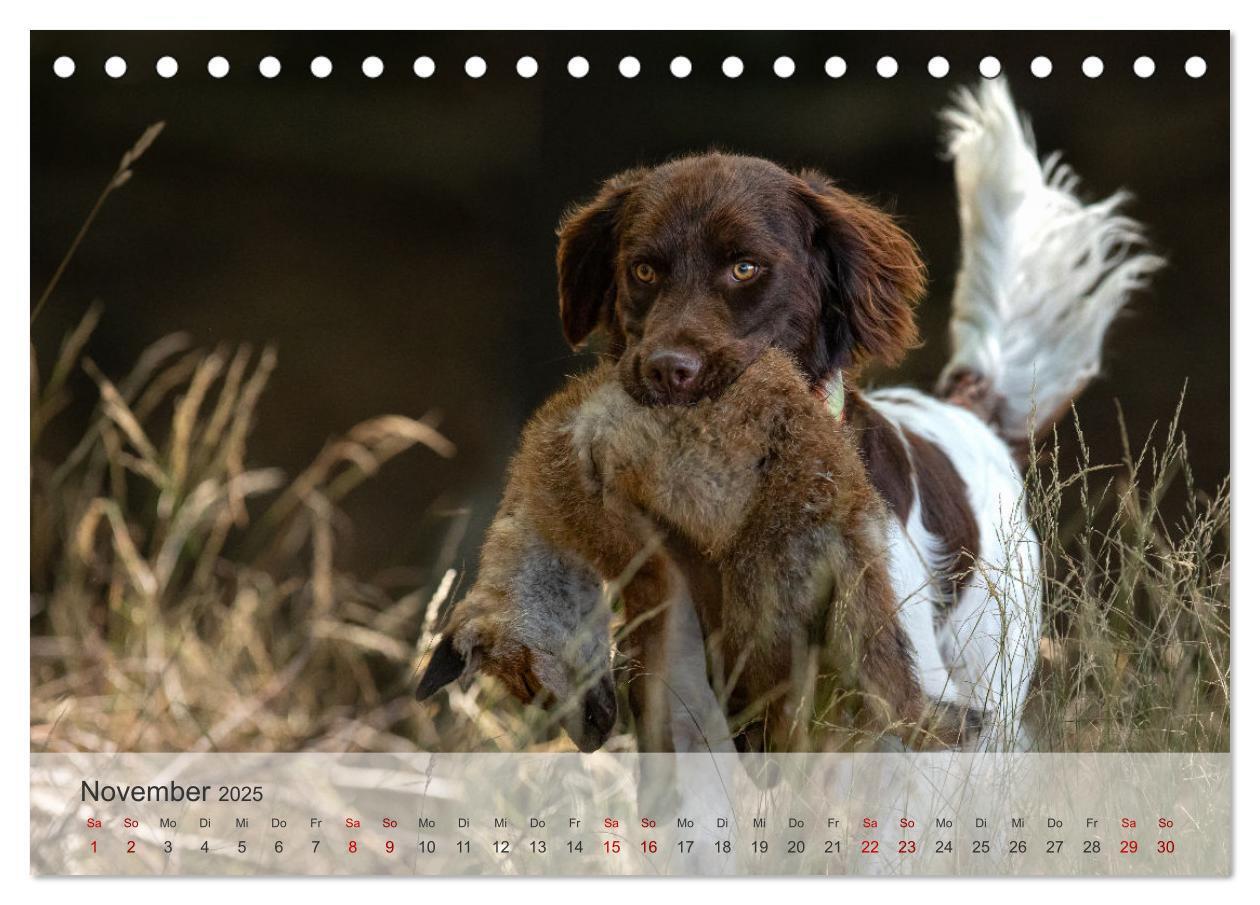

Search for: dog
xmin=416 ymin=80 xmax=1162 ymax=753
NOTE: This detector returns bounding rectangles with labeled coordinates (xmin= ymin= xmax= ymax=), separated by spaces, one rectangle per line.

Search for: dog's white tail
xmin=935 ymin=79 xmax=1164 ymax=454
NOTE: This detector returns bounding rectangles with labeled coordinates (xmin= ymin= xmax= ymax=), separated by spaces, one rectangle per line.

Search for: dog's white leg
xmin=885 ymin=518 xmax=966 ymax=711
xmin=943 ymin=515 xmax=1042 ymax=752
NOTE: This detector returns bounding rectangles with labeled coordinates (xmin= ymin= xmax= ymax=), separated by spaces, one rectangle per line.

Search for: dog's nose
xmin=644 ymin=349 xmax=701 ymax=399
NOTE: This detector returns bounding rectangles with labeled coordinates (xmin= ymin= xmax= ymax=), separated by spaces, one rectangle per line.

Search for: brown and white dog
xmin=416 ymin=80 xmax=1162 ymax=753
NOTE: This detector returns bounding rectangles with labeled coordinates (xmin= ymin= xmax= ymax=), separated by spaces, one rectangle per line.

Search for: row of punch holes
xmin=52 ymin=53 xmax=1210 ymax=81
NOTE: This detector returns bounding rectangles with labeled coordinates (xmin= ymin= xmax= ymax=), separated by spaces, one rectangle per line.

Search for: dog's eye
xmin=731 ymin=261 xmax=760 ymax=282
xmin=632 ymin=262 xmax=657 ymax=284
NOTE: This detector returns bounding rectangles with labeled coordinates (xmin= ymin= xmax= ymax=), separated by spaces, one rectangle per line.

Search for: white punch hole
xmin=516 ymin=56 xmax=539 ymax=78
xmin=773 ymin=56 xmax=795 ymax=78
xmin=670 ymin=56 xmax=692 ymax=78
xmin=979 ymin=56 xmax=1001 ymax=78
xmin=53 ymin=56 xmax=75 ymax=78
xmin=413 ymin=56 xmax=436 ymax=78
xmin=465 ymin=56 xmax=487 ymax=79
xmin=362 ymin=56 xmax=384 ymax=79
xmin=722 ymin=56 xmax=744 ymax=78
xmin=928 ymin=56 xmax=949 ymax=78
xmin=824 ymin=56 xmax=847 ymax=78
xmin=567 ymin=56 xmax=589 ymax=79
xmin=876 ymin=56 xmax=898 ymax=78
xmin=105 ymin=56 xmax=127 ymax=79
xmin=1031 ymin=56 xmax=1052 ymax=78
xmin=618 ymin=56 xmax=640 ymax=78
xmin=259 ymin=56 xmax=281 ymax=79
xmin=156 ymin=56 xmax=178 ymax=78
xmin=1082 ymin=56 xmax=1104 ymax=78
xmin=1185 ymin=56 xmax=1207 ymax=78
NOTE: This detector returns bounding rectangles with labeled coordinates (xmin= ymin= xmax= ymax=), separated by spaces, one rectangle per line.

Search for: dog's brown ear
xmin=796 ymin=171 xmax=926 ymax=374
xmin=556 ymin=168 xmax=645 ymax=347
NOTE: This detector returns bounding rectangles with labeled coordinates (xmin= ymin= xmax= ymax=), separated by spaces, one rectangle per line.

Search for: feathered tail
xmin=935 ymin=79 xmax=1165 ymax=457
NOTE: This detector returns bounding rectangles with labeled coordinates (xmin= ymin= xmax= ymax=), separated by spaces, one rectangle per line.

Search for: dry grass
xmin=29 ymin=315 xmax=1229 ymax=754
xmin=30 ymin=122 xmax=584 ymax=755
xmin=30 ymin=309 xmax=477 ymax=752
xmin=1022 ymin=405 xmax=1230 ymax=751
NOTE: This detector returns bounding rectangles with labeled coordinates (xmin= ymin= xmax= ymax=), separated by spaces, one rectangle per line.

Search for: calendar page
xmin=28 ymin=28 xmax=1231 ymax=879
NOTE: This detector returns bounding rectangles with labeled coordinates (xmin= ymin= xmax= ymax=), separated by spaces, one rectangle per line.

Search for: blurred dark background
xmin=31 ymin=31 xmax=1230 ymax=584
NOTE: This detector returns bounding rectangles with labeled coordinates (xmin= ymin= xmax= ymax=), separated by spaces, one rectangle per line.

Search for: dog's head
xmin=557 ymin=152 xmax=926 ymax=405
xmin=414 ymin=544 xmax=617 ymax=753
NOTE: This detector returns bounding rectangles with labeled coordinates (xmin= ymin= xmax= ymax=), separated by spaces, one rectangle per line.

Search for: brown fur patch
xmin=903 ymin=429 xmax=980 ymax=601
xmin=488 ymin=647 xmax=545 ymax=705
xmin=844 ymin=391 xmax=914 ymax=525
xmin=844 ymin=391 xmax=982 ymax=611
